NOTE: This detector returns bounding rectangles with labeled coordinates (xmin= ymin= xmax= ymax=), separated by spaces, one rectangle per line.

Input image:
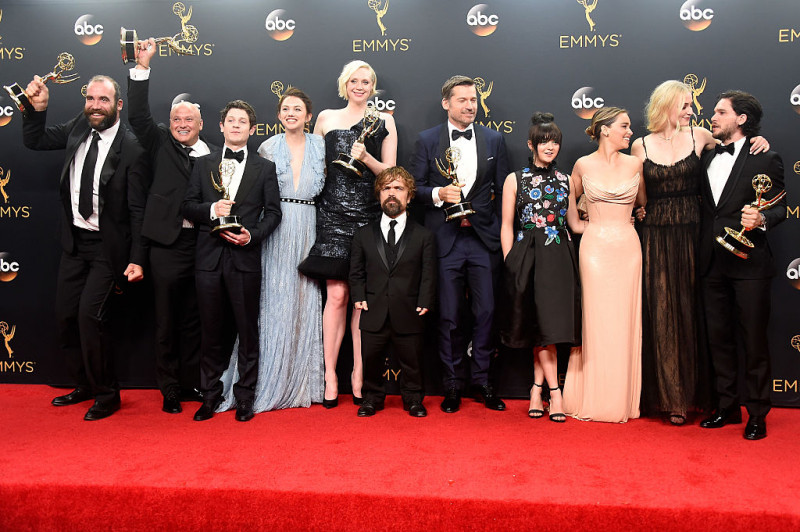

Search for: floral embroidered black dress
xmin=500 ymin=163 xmax=581 ymax=349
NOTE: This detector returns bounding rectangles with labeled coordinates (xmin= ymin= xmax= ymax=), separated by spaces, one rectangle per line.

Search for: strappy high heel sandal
xmin=528 ymin=383 xmax=544 ymax=418
xmin=548 ymin=386 xmax=566 ymax=423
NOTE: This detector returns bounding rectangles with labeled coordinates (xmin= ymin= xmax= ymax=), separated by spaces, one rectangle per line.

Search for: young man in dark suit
xmin=181 ymin=100 xmax=281 ymax=422
xmin=409 ymin=75 xmax=510 ymax=413
xmin=350 ymin=166 xmax=436 ymax=417
xmin=698 ymin=91 xmax=787 ymax=440
xmin=22 ymin=74 xmax=148 ymax=420
xmin=127 ymin=38 xmax=217 ymax=414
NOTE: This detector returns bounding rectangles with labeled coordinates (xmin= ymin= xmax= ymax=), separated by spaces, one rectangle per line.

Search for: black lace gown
xmin=640 ymin=137 xmax=711 ymax=417
xmin=299 ymin=120 xmax=388 ymax=280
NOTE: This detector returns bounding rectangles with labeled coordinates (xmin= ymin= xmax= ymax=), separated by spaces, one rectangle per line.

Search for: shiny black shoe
xmin=440 ymin=387 xmax=461 ymax=413
xmin=322 ymin=397 xmax=339 ymax=409
xmin=52 ymin=387 xmax=93 ymax=406
xmin=405 ymin=402 xmax=427 ymax=417
xmin=743 ymin=416 xmax=767 ymax=440
xmin=473 ymin=385 xmax=506 ymax=411
xmin=357 ymin=401 xmax=383 ymax=417
xmin=84 ymin=400 xmax=120 ymax=421
xmin=179 ymin=388 xmax=204 ymax=403
xmin=193 ymin=398 xmax=222 ymax=421
xmin=235 ymin=401 xmax=255 ymax=422
xmin=700 ymin=407 xmax=742 ymax=428
xmin=162 ymin=390 xmax=182 ymax=414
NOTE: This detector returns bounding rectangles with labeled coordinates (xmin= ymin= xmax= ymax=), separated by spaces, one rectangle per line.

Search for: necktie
xmin=451 ymin=129 xmax=473 ymax=141
xmin=714 ymin=143 xmax=735 ymax=156
xmin=387 ymin=220 xmax=397 ymax=267
xmin=182 ymin=145 xmax=195 ymax=169
xmin=224 ymin=148 xmax=244 ymax=162
xmin=79 ymin=131 xmax=100 ymax=220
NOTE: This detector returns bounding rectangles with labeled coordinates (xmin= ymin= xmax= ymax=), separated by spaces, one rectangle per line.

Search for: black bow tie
xmin=224 ymin=148 xmax=244 ymax=163
xmin=451 ymin=129 xmax=473 ymax=141
xmin=714 ymin=143 xmax=735 ymax=156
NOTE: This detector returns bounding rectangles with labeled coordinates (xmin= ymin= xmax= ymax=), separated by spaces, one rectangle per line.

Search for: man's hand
xmin=221 ymin=227 xmax=251 ymax=246
xmin=24 ymin=76 xmax=49 ymax=111
xmin=355 ymin=301 xmax=369 ymax=311
xmin=124 ymin=263 xmax=144 ymax=282
xmin=214 ymin=199 xmax=235 ymax=217
xmin=740 ymin=205 xmax=762 ymax=230
xmin=437 ymin=183 xmax=464 ymax=204
xmin=135 ymin=38 xmax=156 ymax=69
xmin=416 ymin=307 xmax=429 ymax=316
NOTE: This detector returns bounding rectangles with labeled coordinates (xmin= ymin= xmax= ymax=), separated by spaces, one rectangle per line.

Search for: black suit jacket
xmin=22 ymin=110 xmax=148 ymax=286
xmin=127 ymin=77 xmax=218 ymax=247
xmin=409 ymin=122 xmax=509 ymax=256
xmin=349 ymin=217 xmax=436 ymax=335
xmin=181 ymin=150 xmax=281 ymax=272
xmin=699 ymin=140 xmax=786 ymax=278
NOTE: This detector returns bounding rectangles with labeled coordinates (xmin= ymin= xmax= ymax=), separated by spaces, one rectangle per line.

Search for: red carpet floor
xmin=1 ymin=384 xmax=798 ymax=531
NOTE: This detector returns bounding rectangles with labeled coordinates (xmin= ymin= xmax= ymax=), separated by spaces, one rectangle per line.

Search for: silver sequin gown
xmin=217 ymin=133 xmax=326 ymax=412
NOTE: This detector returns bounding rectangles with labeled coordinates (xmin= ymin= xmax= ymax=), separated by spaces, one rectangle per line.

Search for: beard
xmin=84 ymin=107 xmax=118 ymax=131
xmin=381 ymin=197 xmax=404 ymax=217
xmin=712 ymin=123 xmax=735 ymax=143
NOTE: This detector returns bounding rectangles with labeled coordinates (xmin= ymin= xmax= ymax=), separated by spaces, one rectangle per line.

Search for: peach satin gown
xmin=563 ymin=173 xmax=642 ymax=423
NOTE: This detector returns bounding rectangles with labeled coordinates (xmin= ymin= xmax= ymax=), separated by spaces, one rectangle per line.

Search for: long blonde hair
xmin=645 ymin=80 xmax=691 ymax=133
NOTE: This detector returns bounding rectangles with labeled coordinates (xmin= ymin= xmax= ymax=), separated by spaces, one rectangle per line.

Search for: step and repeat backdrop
xmin=0 ymin=0 xmax=798 ymax=405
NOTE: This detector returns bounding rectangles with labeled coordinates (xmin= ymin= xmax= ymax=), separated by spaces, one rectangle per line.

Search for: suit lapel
xmin=716 ymin=141 xmax=750 ymax=210
xmin=232 ymin=156 xmax=257 ymax=209
xmin=435 ymin=123 xmax=451 ymax=187
xmin=373 ymin=223 xmax=390 ymax=272
xmin=467 ymin=125 xmax=487 ymax=202
xmin=393 ymin=219 xmax=413 ymax=267
xmin=62 ymin=123 xmax=91 ymax=186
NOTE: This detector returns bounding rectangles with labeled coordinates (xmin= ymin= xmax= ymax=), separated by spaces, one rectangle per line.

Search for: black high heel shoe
xmin=548 ymin=386 xmax=566 ymax=423
xmin=528 ymin=383 xmax=544 ymax=418
xmin=322 ymin=397 xmax=338 ymax=409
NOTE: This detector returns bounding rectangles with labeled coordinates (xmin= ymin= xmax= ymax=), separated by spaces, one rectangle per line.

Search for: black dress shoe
xmin=52 ymin=388 xmax=92 ymax=406
xmin=473 ymin=385 xmax=506 ymax=411
xmin=406 ymin=402 xmax=427 ymax=417
xmin=179 ymin=388 xmax=204 ymax=403
xmin=700 ymin=407 xmax=742 ymax=428
xmin=193 ymin=398 xmax=222 ymax=421
xmin=743 ymin=417 xmax=767 ymax=440
xmin=357 ymin=401 xmax=383 ymax=417
xmin=84 ymin=400 xmax=120 ymax=421
xmin=235 ymin=401 xmax=255 ymax=422
xmin=440 ymin=387 xmax=461 ymax=413
xmin=162 ymin=391 xmax=182 ymax=414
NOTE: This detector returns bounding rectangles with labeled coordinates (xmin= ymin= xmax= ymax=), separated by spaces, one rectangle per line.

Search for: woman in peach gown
xmin=563 ymin=107 xmax=646 ymax=423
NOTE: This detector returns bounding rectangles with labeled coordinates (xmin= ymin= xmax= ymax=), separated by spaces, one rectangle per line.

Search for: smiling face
xmin=528 ymin=139 xmax=560 ymax=167
xmin=669 ymin=91 xmax=694 ymax=129
xmin=443 ymin=84 xmax=477 ymax=130
xmin=711 ymin=98 xmax=745 ymax=143
xmin=601 ymin=113 xmax=633 ymax=150
xmin=346 ymin=67 xmax=374 ymax=103
xmin=83 ymin=79 xmax=122 ymax=131
xmin=220 ymin=108 xmax=255 ymax=149
xmin=278 ymin=95 xmax=310 ymax=133
xmin=170 ymin=103 xmax=203 ymax=146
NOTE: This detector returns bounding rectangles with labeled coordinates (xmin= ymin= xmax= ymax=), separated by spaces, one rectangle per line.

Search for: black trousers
xmin=361 ymin=315 xmax=424 ymax=406
xmin=701 ymin=254 xmax=772 ymax=418
xmin=150 ymin=229 xmax=201 ymax=396
xmin=55 ymin=228 xmax=119 ymax=405
xmin=195 ymin=248 xmax=261 ymax=405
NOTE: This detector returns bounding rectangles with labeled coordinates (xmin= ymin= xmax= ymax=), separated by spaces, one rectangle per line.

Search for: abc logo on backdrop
xmin=680 ymin=0 xmax=714 ymax=32
xmin=571 ymin=87 xmax=604 ymax=119
xmin=787 ymin=258 xmax=800 ymax=290
xmin=467 ymin=4 xmax=499 ymax=36
xmin=0 ymin=97 xmax=14 ymax=127
xmin=74 ymin=14 xmax=103 ymax=45
xmin=265 ymin=9 xmax=295 ymax=41
xmin=0 ymin=252 xmax=20 ymax=282
xmin=789 ymin=84 xmax=800 ymax=115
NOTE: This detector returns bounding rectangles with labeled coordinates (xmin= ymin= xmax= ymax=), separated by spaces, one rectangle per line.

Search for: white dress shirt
xmin=69 ymin=120 xmax=121 ymax=230
xmin=210 ymin=145 xmax=248 ymax=220
xmin=380 ymin=211 xmax=408 ymax=243
xmin=707 ymin=136 xmax=747 ymax=205
xmin=432 ymin=122 xmax=478 ymax=207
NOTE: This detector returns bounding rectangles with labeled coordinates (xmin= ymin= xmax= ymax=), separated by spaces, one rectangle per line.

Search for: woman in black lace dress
xmin=299 ymin=60 xmax=397 ymax=408
xmin=631 ymin=80 xmax=768 ymax=424
xmin=500 ymin=113 xmax=580 ymax=422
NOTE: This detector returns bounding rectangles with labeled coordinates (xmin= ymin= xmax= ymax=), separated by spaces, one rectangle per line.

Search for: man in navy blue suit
xmin=409 ymin=75 xmax=510 ymax=413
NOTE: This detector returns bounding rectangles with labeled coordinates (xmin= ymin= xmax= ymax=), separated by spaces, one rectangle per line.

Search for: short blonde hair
xmin=646 ymin=80 xmax=691 ymax=133
xmin=585 ymin=107 xmax=627 ymax=141
xmin=337 ymin=60 xmax=377 ymax=100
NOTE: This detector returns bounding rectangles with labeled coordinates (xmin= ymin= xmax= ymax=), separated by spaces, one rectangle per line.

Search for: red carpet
xmin=1 ymin=384 xmax=798 ymax=530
